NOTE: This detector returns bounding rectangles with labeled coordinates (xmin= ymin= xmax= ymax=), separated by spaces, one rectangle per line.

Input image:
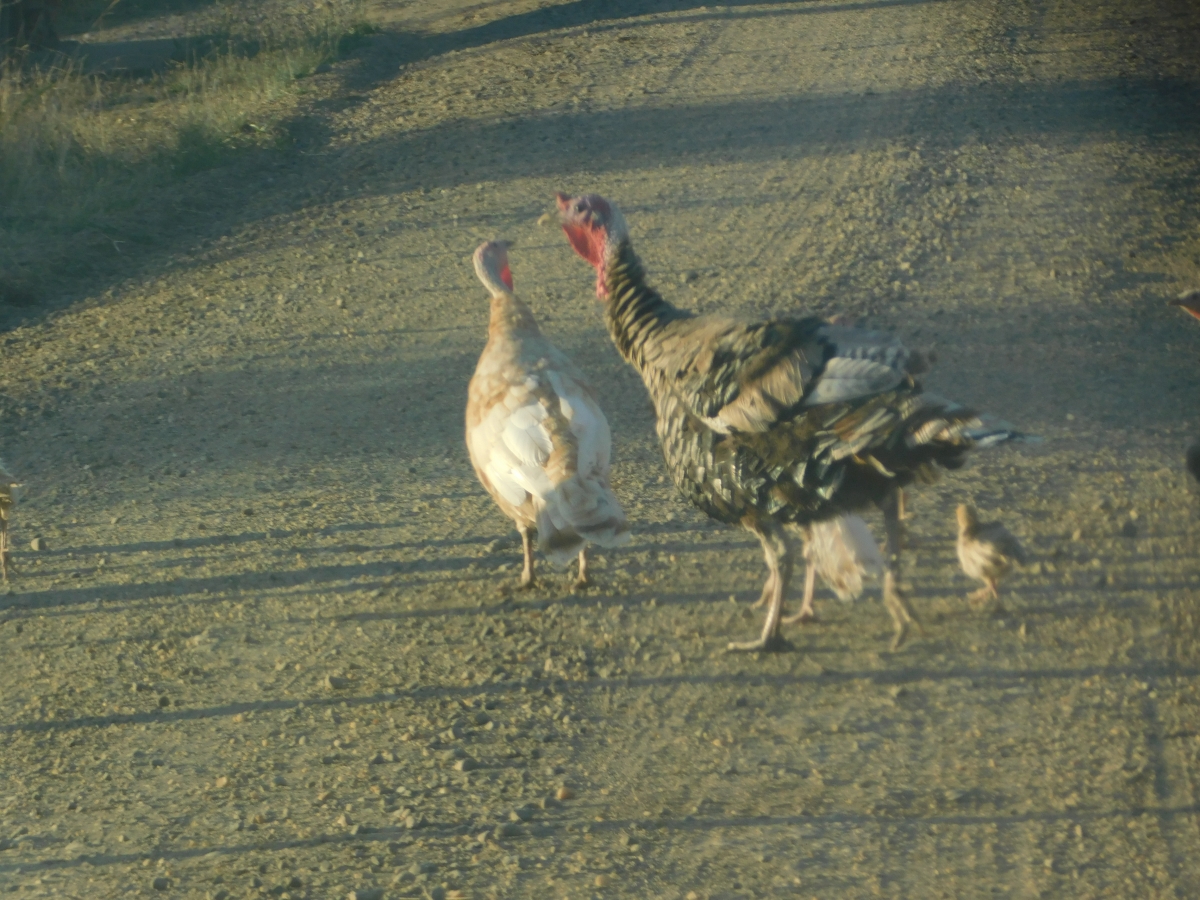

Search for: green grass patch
xmin=0 ymin=0 xmax=370 ymax=305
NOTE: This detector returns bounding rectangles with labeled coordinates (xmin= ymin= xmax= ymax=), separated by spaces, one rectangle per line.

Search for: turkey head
xmin=556 ymin=192 xmax=628 ymax=299
xmin=474 ymin=239 xmax=514 ymax=294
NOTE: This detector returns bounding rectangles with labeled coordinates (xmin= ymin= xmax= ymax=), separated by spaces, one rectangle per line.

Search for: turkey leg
xmin=728 ymin=519 xmax=793 ymax=653
xmin=781 ymin=563 xmax=818 ymax=625
xmin=573 ymin=548 xmax=590 ymax=589
xmin=967 ymin=577 xmax=998 ymax=609
xmin=880 ymin=490 xmax=922 ymax=649
xmin=749 ymin=569 xmax=776 ymax=609
xmin=518 ymin=526 xmax=536 ymax=589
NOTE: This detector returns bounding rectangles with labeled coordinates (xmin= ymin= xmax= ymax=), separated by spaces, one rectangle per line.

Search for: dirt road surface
xmin=2 ymin=1 xmax=1200 ymax=897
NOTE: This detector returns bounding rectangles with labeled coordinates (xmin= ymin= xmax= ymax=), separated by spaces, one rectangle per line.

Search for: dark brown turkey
xmin=557 ymin=191 xmax=1022 ymax=651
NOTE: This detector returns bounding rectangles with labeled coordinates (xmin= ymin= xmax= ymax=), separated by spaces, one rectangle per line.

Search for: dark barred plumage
xmin=557 ymin=191 xmax=1021 ymax=651
xmin=602 ymin=239 xmax=985 ymax=528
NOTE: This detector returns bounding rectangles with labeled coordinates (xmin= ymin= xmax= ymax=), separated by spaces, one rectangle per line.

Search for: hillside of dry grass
xmin=0 ymin=0 xmax=370 ymax=313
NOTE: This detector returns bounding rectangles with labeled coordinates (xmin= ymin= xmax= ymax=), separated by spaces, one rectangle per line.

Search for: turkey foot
xmin=728 ymin=520 xmax=794 ymax=652
xmin=727 ymin=631 xmax=794 ymax=653
xmin=967 ymin=581 xmax=997 ymax=610
xmin=781 ymin=565 xmax=818 ymax=625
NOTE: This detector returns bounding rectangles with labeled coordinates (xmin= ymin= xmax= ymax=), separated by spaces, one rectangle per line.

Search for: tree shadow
xmin=350 ymin=0 xmax=957 ymax=94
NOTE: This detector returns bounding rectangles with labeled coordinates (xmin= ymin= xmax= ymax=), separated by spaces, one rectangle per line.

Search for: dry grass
xmin=0 ymin=0 xmax=370 ymax=302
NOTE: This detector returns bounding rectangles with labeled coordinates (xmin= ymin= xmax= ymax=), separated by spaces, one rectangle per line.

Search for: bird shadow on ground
xmin=3 ymin=656 xmax=1198 ymax=738
xmin=2 ymin=795 xmax=1198 ymax=878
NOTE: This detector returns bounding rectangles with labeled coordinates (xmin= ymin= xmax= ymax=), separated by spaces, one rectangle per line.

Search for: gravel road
xmin=2 ymin=0 xmax=1200 ymax=897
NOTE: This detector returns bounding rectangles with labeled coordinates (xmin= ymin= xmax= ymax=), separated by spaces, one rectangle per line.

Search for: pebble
xmin=152 ymin=876 xmax=170 ymax=891
xmin=453 ymin=757 xmax=478 ymax=772
xmin=325 ymin=675 xmax=350 ymax=690
xmin=29 ymin=537 xmax=45 ymax=551
xmin=555 ymin=786 xmax=575 ymax=801
xmin=595 ymin=874 xmax=611 ymax=887
xmin=509 ymin=805 xmax=534 ymax=822
xmin=215 ymin=776 xmax=229 ymax=789
xmin=335 ymin=813 xmax=352 ymax=827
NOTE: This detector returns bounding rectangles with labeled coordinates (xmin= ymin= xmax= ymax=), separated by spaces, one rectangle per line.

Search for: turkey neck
xmin=603 ymin=239 xmax=687 ymax=369
xmin=488 ymin=292 xmax=539 ymax=339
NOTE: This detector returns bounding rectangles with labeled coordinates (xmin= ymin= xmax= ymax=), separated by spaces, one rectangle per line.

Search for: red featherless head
xmin=556 ymin=192 xmax=628 ymax=300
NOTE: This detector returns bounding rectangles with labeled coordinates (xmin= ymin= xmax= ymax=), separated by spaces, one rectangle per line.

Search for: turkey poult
xmin=781 ymin=515 xmax=885 ymax=625
xmin=955 ymin=504 xmax=1028 ymax=606
xmin=0 ymin=460 xmax=19 ymax=583
xmin=465 ymin=240 xmax=630 ymax=589
xmin=557 ymin=191 xmax=1021 ymax=651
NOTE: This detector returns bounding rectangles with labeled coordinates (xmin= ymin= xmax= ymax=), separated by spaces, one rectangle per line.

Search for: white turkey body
xmin=465 ymin=240 xmax=629 ymax=587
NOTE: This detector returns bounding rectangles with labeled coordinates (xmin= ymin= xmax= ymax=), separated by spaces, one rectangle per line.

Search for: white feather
xmin=807 ymin=515 xmax=884 ymax=602
xmin=468 ymin=359 xmax=629 ymax=568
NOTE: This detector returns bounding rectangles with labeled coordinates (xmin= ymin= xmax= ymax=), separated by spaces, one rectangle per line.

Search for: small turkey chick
xmin=0 ymin=460 xmax=20 ymax=583
xmin=465 ymin=240 xmax=630 ymax=589
xmin=781 ymin=515 xmax=886 ymax=625
xmin=955 ymin=504 xmax=1027 ymax=607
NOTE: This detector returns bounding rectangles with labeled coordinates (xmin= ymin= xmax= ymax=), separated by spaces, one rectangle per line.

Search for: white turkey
xmin=557 ymin=191 xmax=1023 ymax=650
xmin=465 ymin=239 xmax=629 ymax=589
